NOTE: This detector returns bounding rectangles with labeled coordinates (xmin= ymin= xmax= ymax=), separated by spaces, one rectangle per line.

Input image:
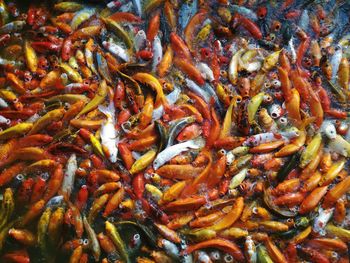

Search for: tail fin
xmin=98 ymin=101 xmax=115 ymax=119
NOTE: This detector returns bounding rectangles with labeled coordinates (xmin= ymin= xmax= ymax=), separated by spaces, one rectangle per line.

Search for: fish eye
xmin=163 ymin=82 xmax=170 ymax=89
xmin=278 ymin=117 xmax=287 ymax=126
xmin=264 ymin=82 xmax=271 ymax=88
xmin=272 ymin=80 xmax=280 ymax=86
xmin=210 ymin=251 xmax=220 ymax=260
xmin=264 ymin=96 xmax=273 ymax=103
xmin=331 ymin=252 xmax=338 ymax=259
xmin=272 ymin=21 xmax=281 ymax=31
xmin=224 ymin=254 xmax=234 ymax=263
xmin=218 ymin=149 xmax=226 ymax=155
xmin=16 ymin=174 xmax=24 ymax=181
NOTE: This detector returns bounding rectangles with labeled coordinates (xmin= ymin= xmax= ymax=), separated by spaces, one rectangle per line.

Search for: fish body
xmin=71 ymin=8 xmax=95 ymax=30
xmin=103 ymin=39 xmax=130 ymax=62
xmin=178 ymin=0 xmax=198 ymax=31
xmin=132 ymin=0 xmax=142 ymax=17
xmin=152 ymin=36 xmax=162 ymax=71
xmin=99 ymin=101 xmax=119 ymax=163
xmin=0 ymin=21 xmax=25 ymax=34
xmin=152 ymin=87 xmax=181 ymax=120
xmin=153 ymin=137 xmax=205 ymax=170
xmin=60 ymin=154 xmax=77 ymax=199
xmin=243 ymin=128 xmax=300 ymax=147
xmin=134 ymin=30 xmax=147 ymax=51
xmin=330 ymin=45 xmax=342 ymax=81
xmin=185 ymin=78 xmax=210 ymax=102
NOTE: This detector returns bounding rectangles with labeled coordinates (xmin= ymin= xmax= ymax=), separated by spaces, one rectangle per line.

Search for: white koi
xmin=60 ymin=154 xmax=77 ymax=199
xmin=103 ymin=39 xmax=130 ymax=62
xmin=153 ymin=137 xmax=205 ymax=170
xmin=152 ymin=36 xmax=162 ymax=72
xmin=99 ymin=101 xmax=119 ymax=163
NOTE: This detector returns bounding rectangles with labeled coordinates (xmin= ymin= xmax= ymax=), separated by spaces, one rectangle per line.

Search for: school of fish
xmin=0 ymin=0 xmax=349 ymax=262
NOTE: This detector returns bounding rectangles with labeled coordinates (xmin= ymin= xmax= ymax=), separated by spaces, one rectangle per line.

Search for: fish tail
xmin=98 ymin=101 xmax=115 ymax=119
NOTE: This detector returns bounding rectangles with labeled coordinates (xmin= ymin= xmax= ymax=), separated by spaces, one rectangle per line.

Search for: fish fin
xmin=189 ymin=137 xmax=206 ymax=148
xmin=98 ymin=105 xmax=109 ymax=116
xmin=98 ymin=101 xmax=115 ymax=119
